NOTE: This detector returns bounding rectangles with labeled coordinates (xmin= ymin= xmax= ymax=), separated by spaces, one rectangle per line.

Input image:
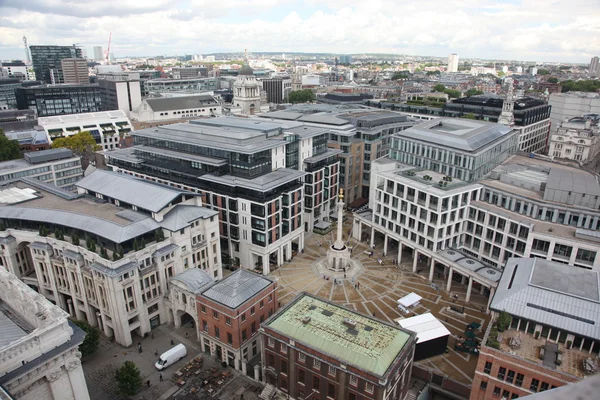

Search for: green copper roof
xmin=267 ymin=294 xmax=412 ymax=377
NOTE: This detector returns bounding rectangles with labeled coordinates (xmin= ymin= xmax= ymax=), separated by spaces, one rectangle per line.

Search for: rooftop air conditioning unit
xmin=343 ymin=318 xmax=357 ymax=328
xmin=301 ymin=316 xmax=311 ymax=324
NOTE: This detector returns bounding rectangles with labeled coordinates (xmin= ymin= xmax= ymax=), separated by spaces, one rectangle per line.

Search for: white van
xmin=155 ymin=344 xmax=187 ymax=370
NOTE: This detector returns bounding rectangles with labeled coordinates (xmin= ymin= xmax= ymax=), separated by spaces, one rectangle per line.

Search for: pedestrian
xmin=138 ymin=343 xmax=142 ymax=353
xmin=159 ymin=373 xmax=163 ymax=382
xmin=154 ymin=350 xmax=158 ymax=357
xmin=170 ymin=339 xmax=175 ymax=346
xmin=240 ymin=395 xmax=244 ymax=400
xmin=151 ymin=332 xmax=154 ymax=340
xmin=185 ymin=332 xmax=189 ymax=339
xmin=147 ymin=380 xmax=150 ymax=387
xmin=344 ymin=273 xmax=346 ymax=279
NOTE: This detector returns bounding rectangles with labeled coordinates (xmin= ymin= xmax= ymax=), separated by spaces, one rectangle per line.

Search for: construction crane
xmin=104 ymin=32 xmax=112 ymax=64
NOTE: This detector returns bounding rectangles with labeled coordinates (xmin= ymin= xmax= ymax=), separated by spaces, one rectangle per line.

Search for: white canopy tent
xmin=397 ymin=292 xmax=422 ymax=308
xmin=397 ymin=312 xmax=451 ymax=344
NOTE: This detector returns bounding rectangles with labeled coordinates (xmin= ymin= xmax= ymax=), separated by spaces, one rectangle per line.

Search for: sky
xmin=0 ymin=0 xmax=599 ymax=63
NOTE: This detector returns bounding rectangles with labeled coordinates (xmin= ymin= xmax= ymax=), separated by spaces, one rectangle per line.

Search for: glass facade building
xmin=30 ymin=45 xmax=83 ymax=84
xmin=15 ymin=84 xmax=102 ymax=117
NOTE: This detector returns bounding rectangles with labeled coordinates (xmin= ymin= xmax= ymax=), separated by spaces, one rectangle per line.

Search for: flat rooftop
xmin=395 ymin=118 xmax=514 ymax=152
xmin=266 ymin=293 xmax=414 ymax=377
xmin=38 ymin=110 xmax=130 ymax=126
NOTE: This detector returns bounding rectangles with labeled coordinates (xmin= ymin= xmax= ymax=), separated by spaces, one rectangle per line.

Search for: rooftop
xmin=76 ymin=170 xmax=192 ymax=213
xmin=265 ymin=293 xmax=414 ymax=377
xmin=397 ymin=312 xmax=451 ymax=344
xmin=23 ymin=148 xmax=73 ymax=164
xmin=171 ymin=268 xmax=214 ymax=294
xmin=199 ymin=168 xmax=305 ymax=192
xmin=450 ymin=95 xmax=546 ymax=110
xmin=437 ymin=248 xmax=503 ymax=283
xmin=145 ymin=94 xmax=218 ymax=112
xmin=38 ymin=110 xmax=130 ymax=126
xmin=200 ymin=269 xmax=273 ymax=309
xmin=491 ymin=258 xmax=600 ymax=341
xmin=395 ymin=118 xmax=515 ymax=152
xmin=0 ymin=300 xmax=31 ymax=350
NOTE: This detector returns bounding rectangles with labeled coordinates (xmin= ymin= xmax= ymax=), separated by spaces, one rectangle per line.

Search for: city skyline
xmin=0 ymin=0 xmax=599 ymax=63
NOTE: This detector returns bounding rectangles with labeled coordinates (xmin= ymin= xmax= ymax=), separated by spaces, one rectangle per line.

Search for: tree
xmin=445 ymin=89 xmax=461 ymax=98
xmin=497 ymin=311 xmax=512 ymax=332
xmin=547 ymin=77 xmax=559 ymax=84
xmin=72 ymin=234 xmax=80 ymax=246
xmin=0 ymin=129 xmax=22 ymax=162
xmin=561 ymin=79 xmax=600 ymax=93
xmin=72 ymin=320 xmax=100 ymax=357
xmin=433 ymin=84 xmax=446 ymax=92
xmin=52 ymin=131 xmax=100 ymax=154
xmin=465 ymin=88 xmax=483 ymax=97
xmin=288 ymin=89 xmax=315 ymax=104
xmin=115 ymin=361 xmax=142 ymax=396
xmin=537 ymin=68 xmax=551 ymax=75
xmin=461 ymin=113 xmax=477 ymax=119
xmin=52 ymin=131 xmax=100 ymax=169
xmin=392 ymin=72 xmax=410 ymax=80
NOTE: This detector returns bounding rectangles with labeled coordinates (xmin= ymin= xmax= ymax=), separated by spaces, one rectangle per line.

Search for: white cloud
xmin=0 ymin=0 xmax=598 ymax=62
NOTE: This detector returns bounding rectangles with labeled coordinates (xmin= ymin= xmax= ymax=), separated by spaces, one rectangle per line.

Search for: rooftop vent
xmin=343 ymin=318 xmax=357 ymax=328
xmin=322 ymin=310 xmax=333 ymax=317
xmin=347 ymin=328 xmax=359 ymax=336
xmin=309 ymin=305 xmax=316 ymax=310
xmin=301 ymin=316 xmax=311 ymax=324
xmin=364 ymin=326 xmax=373 ymax=332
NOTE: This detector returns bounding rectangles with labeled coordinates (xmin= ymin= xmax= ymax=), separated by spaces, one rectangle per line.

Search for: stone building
xmin=0 ymin=267 xmax=90 ymax=400
xmin=0 ymin=169 xmax=221 ymax=347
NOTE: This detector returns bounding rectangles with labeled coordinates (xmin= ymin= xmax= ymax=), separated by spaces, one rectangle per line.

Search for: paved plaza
xmin=269 ymin=214 xmax=492 ymax=386
xmin=82 ymin=323 xmax=260 ymax=400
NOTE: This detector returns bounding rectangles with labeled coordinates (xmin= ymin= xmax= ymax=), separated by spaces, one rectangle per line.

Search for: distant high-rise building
xmin=339 ymin=54 xmax=353 ymax=64
xmin=590 ymin=56 xmax=599 ymax=77
xmin=530 ymin=66 xmax=538 ymax=76
xmin=60 ymin=58 xmax=89 ymax=84
xmin=30 ymin=45 xmax=82 ymax=84
xmin=93 ymin=46 xmax=104 ymax=61
xmin=447 ymin=53 xmax=459 ymax=73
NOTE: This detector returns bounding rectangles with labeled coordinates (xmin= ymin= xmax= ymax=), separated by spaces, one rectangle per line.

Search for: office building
xmin=15 ymin=84 xmax=102 ymax=117
xmin=339 ymin=55 xmax=353 ymax=65
xmin=0 ymin=61 xmax=28 ymax=80
xmin=130 ymin=94 xmax=221 ymax=124
xmin=590 ymin=56 xmax=599 ymax=77
xmin=264 ymin=105 xmax=419 ymax=201
xmin=60 ymin=58 xmax=88 ymax=84
xmin=0 ymin=268 xmax=90 ymax=400
xmin=93 ymin=46 xmax=103 ymax=61
xmin=98 ymin=79 xmax=142 ymax=113
xmin=447 ymin=53 xmax=459 ymax=73
xmin=0 ymin=169 xmax=222 ymax=346
xmin=0 ymin=79 xmax=42 ymax=110
xmin=96 ymin=70 xmax=158 ymax=98
xmin=548 ymin=115 xmax=600 ymax=163
xmin=172 ymin=66 xmax=208 ymax=79
xmin=261 ymin=76 xmax=292 ymax=104
xmin=444 ymin=95 xmax=552 ymax=154
xmin=193 ymin=269 xmax=277 ymax=374
xmin=3 ymin=129 xmax=50 ymax=152
xmin=145 ymin=77 xmax=218 ymax=94
xmin=106 ymin=117 xmax=341 ymax=273
xmin=30 ymin=45 xmax=83 ymax=84
xmin=38 ymin=110 xmax=133 ymax=151
xmin=353 ymin=143 xmax=600 ymax=315
xmin=549 ymin=92 xmax=600 ymax=128
xmin=0 ymin=148 xmax=82 ymax=190
xmin=261 ymin=293 xmax=416 ymax=400
xmin=0 ymin=109 xmax=37 ymax=132
xmin=470 ymin=258 xmax=599 ymax=400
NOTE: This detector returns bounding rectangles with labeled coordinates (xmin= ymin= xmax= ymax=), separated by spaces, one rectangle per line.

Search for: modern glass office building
xmin=15 ymin=84 xmax=102 ymax=117
xmin=30 ymin=45 xmax=83 ymax=84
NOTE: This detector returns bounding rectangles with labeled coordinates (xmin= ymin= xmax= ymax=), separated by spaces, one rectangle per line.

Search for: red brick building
xmin=261 ymin=293 xmax=417 ymax=400
xmin=470 ymin=258 xmax=600 ymax=400
xmin=196 ymin=269 xmax=277 ymax=377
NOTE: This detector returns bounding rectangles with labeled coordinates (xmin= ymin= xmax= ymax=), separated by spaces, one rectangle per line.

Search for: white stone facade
xmin=548 ymin=117 xmax=600 ymax=163
xmin=0 ymin=268 xmax=90 ymax=400
xmin=38 ymin=110 xmax=133 ymax=151
xmin=0 ymin=174 xmax=222 ymax=347
xmin=515 ymin=118 xmax=551 ymax=154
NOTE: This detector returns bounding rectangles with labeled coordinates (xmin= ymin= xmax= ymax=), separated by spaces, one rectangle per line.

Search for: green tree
xmin=497 ymin=311 xmax=512 ymax=332
xmin=0 ymin=129 xmax=22 ymax=162
xmin=115 ymin=361 xmax=142 ymax=396
xmin=392 ymin=72 xmax=410 ymax=80
xmin=465 ymin=88 xmax=484 ymax=97
xmin=537 ymin=68 xmax=550 ymax=75
xmin=561 ymin=79 xmax=600 ymax=93
xmin=72 ymin=234 xmax=80 ymax=246
xmin=547 ymin=77 xmax=559 ymax=84
xmin=72 ymin=320 xmax=100 ymax=357
xmin=52 ymin=131 xmax=100 ymax=154
xmin=288 ymin=89 xmax=315 ymax=104
xmin=461 ymin=113 xmax=477 ymax=119
xmin=445 ymin=89 xmax=461 ymax=98
xmin=433 ymin=84 xmax=446 ymax=92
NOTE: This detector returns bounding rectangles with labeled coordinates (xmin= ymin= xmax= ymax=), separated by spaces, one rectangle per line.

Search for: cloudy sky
xmin=0 ymin=0 xmax=598 ymax=62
